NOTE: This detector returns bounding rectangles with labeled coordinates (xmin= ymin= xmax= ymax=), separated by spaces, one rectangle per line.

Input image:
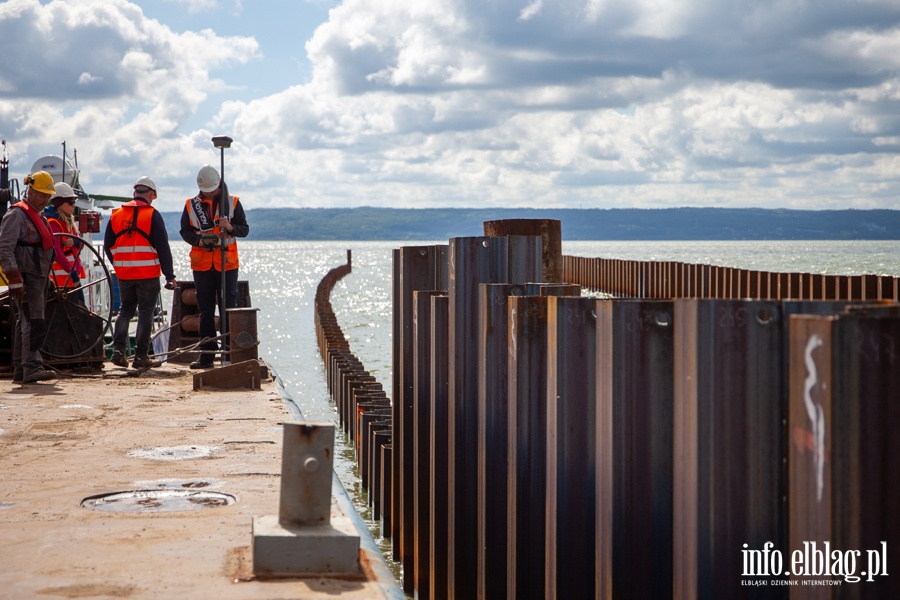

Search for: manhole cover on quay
xmin=81 ymin=489 xmax=237 ymax=513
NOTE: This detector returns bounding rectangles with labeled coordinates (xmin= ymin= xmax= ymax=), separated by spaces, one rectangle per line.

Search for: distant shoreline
xmin=161 ymin=206 xmax=900 ymax=241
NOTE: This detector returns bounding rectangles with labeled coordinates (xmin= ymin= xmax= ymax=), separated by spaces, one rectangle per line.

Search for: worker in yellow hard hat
xmin=0 ymin=171 xmax=57 ymax=383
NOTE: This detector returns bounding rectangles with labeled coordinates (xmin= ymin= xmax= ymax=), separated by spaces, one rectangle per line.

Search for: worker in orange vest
xmin=179 ymin=165 xmax=249 ymax=369
xmin=104 ymin=176 xmax=176 ymax=370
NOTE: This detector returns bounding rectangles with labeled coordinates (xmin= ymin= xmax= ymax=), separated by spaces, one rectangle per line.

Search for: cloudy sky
xmin=2 ymin=0 xmax=900 ymax=212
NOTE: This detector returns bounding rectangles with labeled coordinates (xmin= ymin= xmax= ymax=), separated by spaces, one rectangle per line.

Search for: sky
xmin=2 ymin=0 xmax=900 ymax=213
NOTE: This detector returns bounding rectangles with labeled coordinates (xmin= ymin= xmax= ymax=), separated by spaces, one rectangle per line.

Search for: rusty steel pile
xmin=315 ymin=221 xmax=899 ymax=599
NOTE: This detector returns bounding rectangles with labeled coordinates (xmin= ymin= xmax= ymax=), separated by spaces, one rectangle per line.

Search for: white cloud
xmin=77 ymin=72 xmax=102 ymax=85
xmin=0 ymin=0 xmax=260 ymax=206
xmin=1 ymin=0 xmax=899 ymax=211
xmin=519 ymin=0 xmax=543 ymax=21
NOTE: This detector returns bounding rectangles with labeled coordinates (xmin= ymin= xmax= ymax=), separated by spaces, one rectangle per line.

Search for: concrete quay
xmin=0 ymin=361 xmax=403 ymax=599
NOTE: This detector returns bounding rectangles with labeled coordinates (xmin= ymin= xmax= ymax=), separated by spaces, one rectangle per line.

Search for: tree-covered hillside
xmin=161 ymin=207 xmax=900 ymax=241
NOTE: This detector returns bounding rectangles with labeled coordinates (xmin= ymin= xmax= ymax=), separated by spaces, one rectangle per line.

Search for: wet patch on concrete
xmin=131 ymin=477 xmax=222 ymax=490
xmin=81 ymin=489 xmax=237 ymax=513
xmin=145 ymin=420 xmax=209 ymax=429
xmin=37 ymin=583 xmax=136 ymax=598
xmin=125 ymin=445 xmax=220 ymax=461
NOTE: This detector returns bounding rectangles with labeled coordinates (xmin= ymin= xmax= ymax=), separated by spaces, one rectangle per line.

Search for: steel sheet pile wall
xmin=394 ymin=245 xmax=449 ymax=595
xmin=595 ymin=300 xmax=674 ymax=599
xmin=546 ymin=296 xmax=598 ymax=598
xmin=508 ymin=294 xmax=550 ymax=599
xmin=673 ymin=300 xmax=786 ymax=599
xmin=478 ymin=283 xmax=526 ymax=600
xmin=562 ymin=255 xmax=900 ymax=301
xmin=789 ymin=308 xmax=900 ymax=598
xmin=315 ymin=233 xmax=899 ymax=599
xmin=448 ymin=236 xmax=510 ymax=599
xmin=312 ymin=249 xmax=393 ymax=566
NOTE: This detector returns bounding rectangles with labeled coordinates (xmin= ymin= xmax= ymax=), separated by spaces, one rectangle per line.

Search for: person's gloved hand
xmin=5 ymin=269 xmax=24 ymax=302
xmin=165 ymin=278 xmax=176 ymax=290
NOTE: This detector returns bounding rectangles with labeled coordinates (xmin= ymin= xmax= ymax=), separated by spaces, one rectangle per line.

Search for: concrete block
xmin=252 ymin=514 xmax=360 ymax=576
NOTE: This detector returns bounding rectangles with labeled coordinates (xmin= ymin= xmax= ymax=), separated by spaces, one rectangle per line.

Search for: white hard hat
xmin=50 ymin=181 xmax=76 ymax=199
xmin=134 ymin=175 xmax=157 ymax=191
xmin=197 ymin=165 xmax=220 ymax=193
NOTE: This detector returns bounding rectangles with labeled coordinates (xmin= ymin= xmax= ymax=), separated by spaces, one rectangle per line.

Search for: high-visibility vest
xmin=108 ymin=202 xmax=161 ymax=280
xmin=47 ymin=215 xmax=85 ymax=287
xmin=185 ymin=195 xmax=240 ymax=272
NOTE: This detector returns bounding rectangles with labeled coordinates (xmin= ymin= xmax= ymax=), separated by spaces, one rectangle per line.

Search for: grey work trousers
xmin=12 ymin=273 xmax=49 ymax=376
xmin=112 ymin=277 xmax=161 ymax=358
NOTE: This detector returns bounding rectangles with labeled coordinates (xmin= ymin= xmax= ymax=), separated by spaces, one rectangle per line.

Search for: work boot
xmin=132 ymin=356 xmax=161 ymax=370
xmin=190 ymin=358 xmax=214 ymax=369
xmin=24 ymin=368 xmax=56 ymax=383
xmin=110 ymin=352 xmax=128 ymax=368
xmin=13 ymin=369 xmax=23 ymax=383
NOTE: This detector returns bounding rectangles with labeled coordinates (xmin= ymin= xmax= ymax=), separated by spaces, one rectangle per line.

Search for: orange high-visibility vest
xmin=47 ymin=215 xmax=85 ymax=287
xmin=108 ymin=202 xmax=161 ymax=280
xmin=185 ymin=195 xmax=240 ymax=271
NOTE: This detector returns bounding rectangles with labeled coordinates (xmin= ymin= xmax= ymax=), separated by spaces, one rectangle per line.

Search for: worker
xmin=0 ymin=171 xmax=56 ymax=383
xmin=104 ymin=176 xmax=176 ymax=370
xmin=44 ymin=182 xmax=85 ymax=303
xmin=179 ymin=164 xmax=249 ymax=369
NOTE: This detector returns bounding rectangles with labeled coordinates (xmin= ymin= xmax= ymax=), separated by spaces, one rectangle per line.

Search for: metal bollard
xmin=279 ymin=422 xmax=334 ymax=527
xmin=252 ymin=422 xmax=360 ymax=576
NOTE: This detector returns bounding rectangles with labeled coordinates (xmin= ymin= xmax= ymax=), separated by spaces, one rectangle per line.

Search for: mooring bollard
xmin=279 ymin=423 xmax=334 ymax=526
xmin=226 ymin=307 xmax=259 ymax=363
xmin=252 ymin=422 xmax=360 ymax=576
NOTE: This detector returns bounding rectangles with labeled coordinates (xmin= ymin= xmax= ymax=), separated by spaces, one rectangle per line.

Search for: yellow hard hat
xmin=24 ymin=171 xmax=56 ymax=195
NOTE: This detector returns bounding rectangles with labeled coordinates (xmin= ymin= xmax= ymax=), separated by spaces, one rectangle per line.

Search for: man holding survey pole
xmin=179 ymin=160 xmax=249 ymax=369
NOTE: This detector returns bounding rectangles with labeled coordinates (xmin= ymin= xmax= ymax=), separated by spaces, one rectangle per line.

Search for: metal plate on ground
xmin=192 ymin=359 xmax=262 ymax=391
xmin=81 ymin=489 xmax=236 ymax=513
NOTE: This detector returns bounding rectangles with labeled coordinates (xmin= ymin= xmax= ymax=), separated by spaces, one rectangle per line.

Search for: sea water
xmin=166 ymin=238 xmax=900 ymax=584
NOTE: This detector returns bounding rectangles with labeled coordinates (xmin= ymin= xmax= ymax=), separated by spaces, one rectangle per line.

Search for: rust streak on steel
xmin=483 ymin=218 xmax=562 ymax=283
xmin=546 ymin=295 xmax=597 ymax=599
xmin=674 ymin=299 xmax=788 ymax=599
xmin=477 ymin=283 xmax=526 ymax=600
xmin=596 ymin=299 xmax=674 ymax=599
xmin=507 ymin=294 xmax=550 ymax=600
xmin=396 ymin=245 xmax=448 ymax=595
xmin=413 ymin=289 xmax=446 ymax=599
xmin=447 ymin=237 xmax=508 ymax=600
xmin=429 ymin=294 xmax=451 ymax=600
